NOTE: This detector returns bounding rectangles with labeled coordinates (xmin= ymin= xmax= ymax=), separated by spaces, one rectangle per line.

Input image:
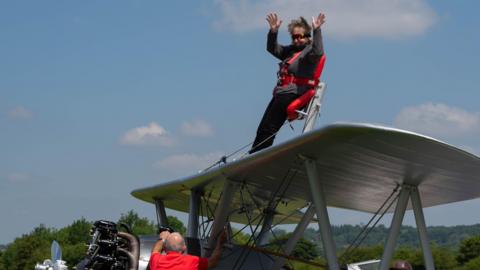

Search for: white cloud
xmin=8 ymin=106 xmax=32 ymax=119
xmin=394 ymin=103 xmax=480 ymax=137
xmin=180 ymin=119 xmax=214 ymax=137
xmin=120 ymin=122 xmax=175 ymax=146
xmin=7 ymin=172 xmax=31 ymax=183
xmin=212 ymin=0 xmax=437 ymax=39
xmin=154 ymin=151 xmax=225 ymax=173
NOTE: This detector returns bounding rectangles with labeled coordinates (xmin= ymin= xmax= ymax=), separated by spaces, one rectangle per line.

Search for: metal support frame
xmin=257 ymin=208 xmax=275 ymax=246
xmin=379 ymin=185 xmax=435 ymax=270
xmin=271 ymin=204 xmax=316 ymax=270
xmin=305 ymin=158 xmax=340 ymax=270
xmin=379 ymin=186 xmax=411 ymax=270
xmin=411 ymin=187 xmax=435 ymax=270
xmin=187 ymin=189 xmax=201 ymax=239
xmin=205 ymin=179 xmax=235 ymax=257
xmin=302 ymin=82 xmax=326 ymax=133
xmin=154 ymin=198 xmax=168 ymax=227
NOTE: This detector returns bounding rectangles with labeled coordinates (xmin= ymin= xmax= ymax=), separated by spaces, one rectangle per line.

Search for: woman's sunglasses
xmin=291 ymin=33 xmax=311 ymax=40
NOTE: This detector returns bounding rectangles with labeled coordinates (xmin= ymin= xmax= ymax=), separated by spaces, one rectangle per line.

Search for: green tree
xmin=431 ymin=245 xmax=458 ymax=270
xmin=268 ymin=233 xmax=319 ymax=261
xmin=393 ymin=246 xmax=422 ymax=268
xmin=392 ymin=245 xmax=457 ymax=270
xmin=340 ymin=245 xmax=384 ymax=265
xmin=61 ymin=243 xmax=88 ymax=268
xmin=0 ymin=211 xmax=189 ymax=270
xmin=56 ymin=218 xmax=91 ymax=245
xmin=293 ymin=237 xmax=319 ymax=261
xmin=462 ymin=256 xmax=480 ymax=270
xmin=2 ymin=225 xmax=54 ymax=270
xmin=230 ymin=229 xmax=251 ymax=245
xmin=55 ymin=218 xmax=91 ymax=268
xmin=457 ymin=235 xmax=480 ymax=265
xmin=290 ymin=257 xmax=327 ymax=270
xmin=167 ymin=216 xmax=186 ymax=236
xmin=118 ymin=210 xmax=157 ymax=235
xmin=0 ymin=250 xmax=4 ymax=270
xmin=117 ymin=210 xmax=186 ymax=236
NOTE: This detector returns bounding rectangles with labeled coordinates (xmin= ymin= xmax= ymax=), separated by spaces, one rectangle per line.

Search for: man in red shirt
xmin=390 ymin=260 xmax=413 ymax=270
xmin=149 ymin=230 xmax=226 ymax=270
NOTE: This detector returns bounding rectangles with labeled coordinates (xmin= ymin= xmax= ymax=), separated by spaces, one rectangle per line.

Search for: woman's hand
xmin=312 ymin=13 xmax=326 ymax=29
xmin=266 ymin=13 xmax=282 ymax=32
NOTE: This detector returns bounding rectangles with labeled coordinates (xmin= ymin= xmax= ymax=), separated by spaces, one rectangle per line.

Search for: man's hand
xmin=151 ymin=231 xmax=171 ymax=254
xmin=266 ymin=13 xmax=282 ymax=32
xmin=312 ymin=13 xmax=326 ymax=29
xmin=216 ymin=229 xmax=227 ymax=245
xmin=159 ymin=231 xmax=171 ymax=241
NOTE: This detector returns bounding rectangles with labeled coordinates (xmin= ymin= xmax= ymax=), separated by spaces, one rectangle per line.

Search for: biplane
xmin=128 ymin=83 xmax=480 ymax=270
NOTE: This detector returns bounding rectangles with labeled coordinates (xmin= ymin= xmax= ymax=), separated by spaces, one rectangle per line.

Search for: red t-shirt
xmin=150 ymin=252 xmax=208 ymax=270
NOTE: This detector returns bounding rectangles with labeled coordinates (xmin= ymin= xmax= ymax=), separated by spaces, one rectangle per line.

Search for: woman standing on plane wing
xmin=250 ymin=12 xmax=326 ymax=154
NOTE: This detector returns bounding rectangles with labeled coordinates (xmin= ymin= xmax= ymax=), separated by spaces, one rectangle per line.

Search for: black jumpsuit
xmin=250 ymin=27 xmax=325 ymax=154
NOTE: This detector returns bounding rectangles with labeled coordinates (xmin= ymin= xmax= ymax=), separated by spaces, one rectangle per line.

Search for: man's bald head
xmin=391 ymin=260 xmax=413 ymax=270
xmin=163 ymin=232 xmax=186 ymax=253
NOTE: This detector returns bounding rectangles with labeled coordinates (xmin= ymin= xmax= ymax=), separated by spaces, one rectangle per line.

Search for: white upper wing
xmin=132 ymin=123 xmax=480 ymax=224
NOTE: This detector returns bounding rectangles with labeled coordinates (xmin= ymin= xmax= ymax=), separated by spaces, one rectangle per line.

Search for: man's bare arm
xmin=207 ymin=230 xmax=227 ymax=269
xmin=151 ymin=239 xmax=164 ymax=254
xmin=151 ymin=231 xmax=171 ymax=254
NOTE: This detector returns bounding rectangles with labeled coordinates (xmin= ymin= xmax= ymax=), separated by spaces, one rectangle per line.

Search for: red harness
xmin=280 ymin=53 xmax=326 ymax=120
xmin=278 ymin=52 xmax=325 ymax=88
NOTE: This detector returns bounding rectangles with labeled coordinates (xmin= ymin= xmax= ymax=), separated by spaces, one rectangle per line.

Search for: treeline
xmin=326 ymin=224 xmax=480 ymax=248
xmin=269 ymin=224 xmax=480 ymax=269
xmin=1 ymin=211 xmax=480 ymax=270
xmin=0 ymin=210 xmax=186 ymax=270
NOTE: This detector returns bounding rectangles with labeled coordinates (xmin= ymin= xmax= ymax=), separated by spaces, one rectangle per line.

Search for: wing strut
xmin=205 ymin=179 xmax=236 ymax=257
xmin=271 ymin=204 xmax=316 ymax=269
xmin=154 ymin=199 xmax=168 ymax=227
xmin=271 ymin=81 xmax=330 ymax=269
xmin=304 ymin=157 xmax=340 ymax=270
xmin=187 ymin=189 xmax=201 ymax=239
xmin=411 ymin=187 xmax=435 ymax=270
xmin=256 ymin=208 xmax=275 ymax=246
xmin=379 ymin=185 xmax=435 ymax=270
xmin=186 ymin=189 xmax=202 ymax=256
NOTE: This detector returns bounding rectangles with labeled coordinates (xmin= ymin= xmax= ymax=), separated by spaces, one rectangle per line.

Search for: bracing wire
xmin=202 ymin=121 xmax=290 ymax=172
xmin=195 ymin=86 xmax=325 ymax=268
xmin=202 ymin=86 xmax=324 ymax=172
xmin=232 ymin=158 xmax=301 ymax=269
xmin=339 ymin=184 xmax=401 ymax=263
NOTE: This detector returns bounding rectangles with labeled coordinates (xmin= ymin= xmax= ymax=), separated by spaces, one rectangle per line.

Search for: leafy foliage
xmin=268 ymin=233 xmax=319 ymax=261
xmin=1 ymin=225 xmax=54 ymax=270
xmin=462 ymin=256 xmax=480 ymax=270
xmin=0 ymin=250 xmax=4 ymax=270
xmin=431 ymin=245 xmax=458 ymax=270
xmin=2 ymin=211 xmax=480 ymax=270
xmin=339 ymin=245 xmax=384 ymax=265
xmin=231 ymin=229 xmax=251 ymax=245
xmin=457 ymin=235 xmax=480 ymax=265
xmin=0 ymin=211 xmax=190 ymax=270
xmin=56 ymin=218 xmax=91 ymax=266
xmin=167 ymin=216 xmax=186 ymax=236
xmin=118 ymin=210 xmax=157 ymax=235
xmin=56 ymin=218 xmax=91 ymax=245
xmin=117 ymin=210 xmax=185 ymax=236
xmin=328 ymin=224 xmax=480 ymax=249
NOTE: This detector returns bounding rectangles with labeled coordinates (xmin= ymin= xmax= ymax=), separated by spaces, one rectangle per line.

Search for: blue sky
xmin=1 ymin=0 xmax=480 ymax=244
